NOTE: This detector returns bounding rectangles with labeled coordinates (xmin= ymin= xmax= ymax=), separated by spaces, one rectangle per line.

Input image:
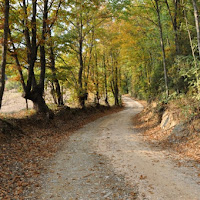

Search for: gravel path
xmin=39 ymin=97 xmax=200 ymax=200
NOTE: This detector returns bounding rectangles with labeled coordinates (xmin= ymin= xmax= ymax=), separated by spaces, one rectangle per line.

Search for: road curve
xmin=39 ymin=96 xmax=200 ymax=200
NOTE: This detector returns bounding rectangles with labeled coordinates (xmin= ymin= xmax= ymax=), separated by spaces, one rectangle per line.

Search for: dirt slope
xmin=39 ymin=97 xmax=200 ymax=200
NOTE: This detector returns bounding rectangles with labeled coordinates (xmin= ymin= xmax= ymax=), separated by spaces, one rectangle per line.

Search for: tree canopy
xmin=1 ymin=0 xmax=200 ymax=113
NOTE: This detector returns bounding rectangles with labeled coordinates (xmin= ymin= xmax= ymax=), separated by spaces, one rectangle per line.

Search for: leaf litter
xmin=0 ymin=105 xmax=122 ymax=199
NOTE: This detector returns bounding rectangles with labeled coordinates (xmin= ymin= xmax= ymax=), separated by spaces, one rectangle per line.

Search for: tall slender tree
xmin=192 ymin=0 xmax=200 ymax=58
xmin=0 ymin=0 xmax=9 ymax=109
xmin=154 ymin=0 xmax=169 ymax=96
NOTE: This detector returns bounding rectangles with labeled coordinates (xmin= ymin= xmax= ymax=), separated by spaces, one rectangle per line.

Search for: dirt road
xmin=39 ymin=97 xmax=200 ymax=200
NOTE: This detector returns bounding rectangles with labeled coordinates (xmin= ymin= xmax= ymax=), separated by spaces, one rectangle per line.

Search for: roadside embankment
xmin=133 ymin=98 xmax=200 ymax=162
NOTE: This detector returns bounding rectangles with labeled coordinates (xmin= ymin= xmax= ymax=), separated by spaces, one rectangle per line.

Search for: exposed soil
xmin=133 ymin=101 xmax=200 ymax=163
xmin=38 ymin=97 xmax=200 ymax=200
xmin=1 ymin=89 xmax=71 ymax=113
xmin=1 ymin=89 xmax=33 ymax=113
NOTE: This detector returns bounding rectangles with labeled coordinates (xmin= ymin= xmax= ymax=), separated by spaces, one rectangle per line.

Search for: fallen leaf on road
xmin=140 ymin=175 xmax=147 ymax=180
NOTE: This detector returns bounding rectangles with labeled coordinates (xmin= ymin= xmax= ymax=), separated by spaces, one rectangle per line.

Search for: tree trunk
xmin=24 ymin=89 xmax=54 ymax=118
xmin=78 ymin=13 xmax=87 ymax=108
xmin=21 ymin=0 xmax=53 ymax=117
xmin=54 ymin=76 xmax=64 ymax=106
xmin=110 ymin=53 xmax=119 ymax=106
xmin=0 ymin=0 xmax=9 ymax=109
xmin=78 ymin=36 xmax=86 ymax=108
xmin=50 ymin=82 xmax=58 ymax=105
xmin=104 ymin=55 xmax=109 ymax=106
xmin=165 ymin=0 xmax=180 ymax=54
xmin=26 ymin=99 xmax=29 ymax=110
xmin=155 ymin=0 xmax=169 ymax=97
xmin=49 ymin=31 xmax=64 ymax=106
xmin=174 ymin=0 xmax=180 ymax=55
xmin=184 ymin=7 xmax=200 ymax=94
xmin=192 ymin=0 xmax=200 ymax=58
xmin=9 ymin=29 xmax=26 ymax=91
xmin=95 ymin=54 xmax=100 ymax=106
xmin=39 ymin=0 xmax=48 ymax=95
xmin=23 ymin=0 xmax=37 ymax=92
xmin=84 ymin=28 xmax=94 ymax=100
xmin=114 ymin=66 xmax=119 ymax=106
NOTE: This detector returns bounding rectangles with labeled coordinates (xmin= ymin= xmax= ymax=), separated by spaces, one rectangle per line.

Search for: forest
xmin=0 ymin=0 xmax=200 ymax=114
xmin=1 ymin=0 xmax=200 ymax=199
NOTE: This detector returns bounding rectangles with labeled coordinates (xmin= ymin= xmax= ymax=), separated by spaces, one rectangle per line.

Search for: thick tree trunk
xmin=24 ymin=90 xmax=54 ymax=118
xmin=0 ymin=0 xmax=9 ymax=109
xmin=78 ymin=37 xmax=86 ymax=108
xmin=23 ymin=0 xmax=37 ymax=92
xmin=112 ymin=81 xmax=119 ymax=106
xmin=21 ymin=0 xmax=53 ymax=117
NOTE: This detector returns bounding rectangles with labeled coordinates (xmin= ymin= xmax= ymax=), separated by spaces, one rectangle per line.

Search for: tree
xmin=165 ymin=0 xmax=180 ymax=55
xmin=8 ymin=0 xmax=63 ymax=116
xmin=192 ymin=0 xmax=200 ymax=58
xmin=60 ymin=0 xmax=108 ymax=107
xmin=47 ymin=0 xmax=64 ymax=106
xmin=0 ymin=0 xmax=9 ymax=108
xmin=153 ymin=0 xmax=169 ymax=97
